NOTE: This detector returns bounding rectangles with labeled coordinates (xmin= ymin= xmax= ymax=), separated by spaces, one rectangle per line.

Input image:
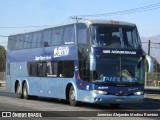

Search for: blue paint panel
xmin=76 ymin=79 xmax=92 ymax=90
xmin=7 ymin=45 xmax=78 ymax=63
xmin=8 ymin=76 xmax=77 ymax=99
xmin=92 ymin=84 xmax=143 ymax=94
xmin=75 ymin=78 xmax=143 ymax=95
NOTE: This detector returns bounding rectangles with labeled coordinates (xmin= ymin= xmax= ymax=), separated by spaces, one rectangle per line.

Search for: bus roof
xmin=9 ymin=19 xmax=136 ymax=36
xmin=78 ymin=19 xmax=136 ymax=26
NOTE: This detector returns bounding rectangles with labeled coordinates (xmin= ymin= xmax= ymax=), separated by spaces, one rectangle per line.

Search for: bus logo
xmin=53 ymin=47 xmax=69 ymax=58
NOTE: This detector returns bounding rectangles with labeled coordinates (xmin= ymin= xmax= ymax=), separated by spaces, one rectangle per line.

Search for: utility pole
xmin=148 ymin=40 xmax=150 ymax=55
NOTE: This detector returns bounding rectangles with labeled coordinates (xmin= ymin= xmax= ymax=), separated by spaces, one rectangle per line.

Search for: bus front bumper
xmin=91 ymin=93 xmax=144 ymax=104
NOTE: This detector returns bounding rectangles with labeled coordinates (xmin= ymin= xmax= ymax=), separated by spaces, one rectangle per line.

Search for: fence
xmin=145 ymin=72 xmax=160 ymax=90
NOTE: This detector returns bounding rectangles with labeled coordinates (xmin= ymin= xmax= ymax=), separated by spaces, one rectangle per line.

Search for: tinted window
xmin=91 ymin=25 xmax=141 ymax=49
xmin=32 ymin=32 xmax=42 ymax=48
xmin=8 ymin=24 xmax=76 ymax=50
xmin=24 ymin=33 xmax=32 ymax=49
xmin=79 ymin=60 xmax=90 ymax=81
xmin=43 ymin=29 xmax=52 ymax=47
xmin=15 ymin=35 xmax=24 ymax=49
xmin=77 ymin=24 xmax=88 ymax=44
xmin=8 ymin=36 xmax=16 ymax=50
xmin=28 ymin=62 xmax=38 ymax=76
xmin=37 ymin=62 xmax=46 ymax=77
xmin=28 ymin=61 xmax=74 ymax=78
xmin=51 ymin=27 xmax=63 ymax=45
xmin=63 ymin=25 xmax=75 ymax=44
xmin=63 ymin=61 xmax=74 ymax=78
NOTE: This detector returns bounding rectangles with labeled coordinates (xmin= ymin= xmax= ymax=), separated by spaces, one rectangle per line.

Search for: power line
xmin=0 ymin=3 xmax=159 ymax=30
xmin=77 ymin=2 xmax=160 ymax=17
xmin=141 ymin=42 xmax=148 ymax=43
xmin=0 ymin=25 xmax=51 ymax=29
xmin=151 ymin=42 xmax=160 ymax=45
xmin=142 ymin=41 xmax=160 ymax=44
xmin=150 ymin=47 xmax=160 ymax=49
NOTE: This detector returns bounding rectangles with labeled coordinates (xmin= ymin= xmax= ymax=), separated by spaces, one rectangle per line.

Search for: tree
xmin=0 ymin=45 xmax=6 ymax=72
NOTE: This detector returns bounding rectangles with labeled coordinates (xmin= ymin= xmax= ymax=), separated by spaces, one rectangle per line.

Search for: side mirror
xmin=90 ymin=53 xmax=96 ymax=71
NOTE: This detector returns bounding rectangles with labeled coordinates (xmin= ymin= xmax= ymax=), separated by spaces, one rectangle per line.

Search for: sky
xmin=0 ymin=0 xmax=160 ymax=48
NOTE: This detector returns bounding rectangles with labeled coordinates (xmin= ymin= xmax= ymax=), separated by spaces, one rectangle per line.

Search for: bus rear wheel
xmin=23 ymin=82 xmax=30 ymax=99
xmin=69 ymin=86 xmax=78 ymax=106
xmin=16 ymin=82 xmax=23 ymax=98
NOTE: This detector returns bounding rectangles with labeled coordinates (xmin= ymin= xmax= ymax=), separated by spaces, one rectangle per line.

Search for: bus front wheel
xmin=69 ymin=86 xmax=78 ymax=106
xmin=23 ymin=82 xmax=30 ymax=99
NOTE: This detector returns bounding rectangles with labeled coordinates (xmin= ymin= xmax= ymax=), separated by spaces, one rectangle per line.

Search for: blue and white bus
xmin=6 ymin=19 xmax=145 ymax=106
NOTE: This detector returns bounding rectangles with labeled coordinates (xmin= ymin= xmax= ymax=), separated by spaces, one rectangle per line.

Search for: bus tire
xmin=69 ymin=86 xmax=78 ymax=106
xmin=15 ymin=82 xmax=23 ymax=98
xmin=23 ymin=82 xmax=30 ymax=99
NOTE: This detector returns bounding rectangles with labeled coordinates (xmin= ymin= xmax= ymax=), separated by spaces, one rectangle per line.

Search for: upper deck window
xmin=51 ymin=27 xmax=63 ymax=45
xmin=91 ymin=24 xmax=141 ymax=49
xmin=43 ymin=29 xmax=52 ymax=47
xmin=63 ymin=25 xmax=75 ymax=44
xmin=8 ymin=24 xmax=76 ymax=50
xmin=24 ymin=33 xmax=33 ymax=49
xmin=76 ymin=23 xmax=88 ymax=44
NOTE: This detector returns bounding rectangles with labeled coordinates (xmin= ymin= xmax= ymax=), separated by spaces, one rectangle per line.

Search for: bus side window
xmin=32 ymin=32 xmax=42 ymax=48
xmin=42 ymin=62 xmax=47 ymax=77
xmin=8 ymin=36 xmax=16 ymax=50
xmin=24 ymin=33 xmax=32 ymax=49
xmin=51 ymin=27 xmax=63 ymax=46
xmin=28 ymin=61 xmax=74 ymax=78
xmin=37 ymin=62 xmax=43 ymax=77
xmin=46 ymin=61 xmax=53 ymax=75
xmin=32 ymin=62 xmax=38 ymax=76
xmin=58 ymin=61 xmax=63 ymax=77
xmin=43 ymin=29 xmax=52 ymax=47
xmin=63 ymin=25 xmax=75 ymax=45
xmin=52 ymin=62 xmax=58 ymax=77
xmin=63 ymin=61 xmax=74 ymax=78
xmin=15 ymin=35 xmax=24 ymax=50
xmin=77 ymin=24 xmax=88 ymax=44
xmin=79 ymin=60 xmax=90 ymax=81
xmin=27 ymin=62 xmax=37 ymax=76
xmin=37 ymin=62 xmax=47 ymax=77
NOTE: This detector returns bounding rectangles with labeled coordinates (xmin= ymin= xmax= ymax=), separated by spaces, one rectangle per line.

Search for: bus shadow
xmin=30 ymin=96 xmax=127 ymax=110
xmin=30 ymin=97 xmax=160 ymax=110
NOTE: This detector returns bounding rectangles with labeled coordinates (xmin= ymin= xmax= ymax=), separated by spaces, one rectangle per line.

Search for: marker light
xmin=134 ymin=91 xmax=144 ymax=95
xmin=93 ymin=90 xmax=107 ymax=95
xmin=110 ymin=20 xmax=119 ymax=24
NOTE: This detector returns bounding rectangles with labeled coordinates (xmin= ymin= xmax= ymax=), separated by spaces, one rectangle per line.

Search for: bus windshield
xmin=91 ymin=24 xmax=141 ymax=49
xmin=92 ymin=56 xmax=144 ymax=86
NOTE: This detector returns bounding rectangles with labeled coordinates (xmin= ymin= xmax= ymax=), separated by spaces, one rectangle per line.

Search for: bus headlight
xmin=93 ymin=90 xmax=107 ymax=95
xmin=134 ymin=91 xmax=144 ymax=95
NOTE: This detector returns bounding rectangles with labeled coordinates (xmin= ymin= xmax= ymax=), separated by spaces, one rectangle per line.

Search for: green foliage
xmin=0 ymin=45 xmax=6 ymax=72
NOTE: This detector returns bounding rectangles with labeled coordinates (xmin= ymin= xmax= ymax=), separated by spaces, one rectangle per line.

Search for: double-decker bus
xmin=6 ymin=19 xmax=144 ymax=106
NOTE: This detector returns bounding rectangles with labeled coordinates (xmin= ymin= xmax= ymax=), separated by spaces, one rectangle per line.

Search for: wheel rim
xmin=16 ymin=84 xmax=21 ymax=95
xmin=70 ymin=89 xmax=75 ymax=101
xmin=23 ymin=86 xmax=27 ymax=97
